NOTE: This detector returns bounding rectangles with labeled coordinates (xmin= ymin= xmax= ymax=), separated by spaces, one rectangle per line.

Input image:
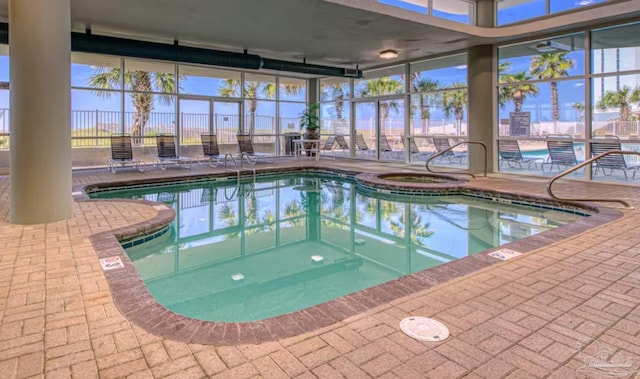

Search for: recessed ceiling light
xmin=379 ymin=49 xmax=398 ymax=59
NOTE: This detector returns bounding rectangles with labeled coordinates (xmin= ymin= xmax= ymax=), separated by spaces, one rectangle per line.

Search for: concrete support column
xmin=308 ymin=78 xmax=318 ymax=104
xmin=467 ymin=45 xmax=496 ymax=173
xmin=476 ymin=0 xmax=496 ymax=27
xmin=9 ymin=0 xmax=72 ymax=224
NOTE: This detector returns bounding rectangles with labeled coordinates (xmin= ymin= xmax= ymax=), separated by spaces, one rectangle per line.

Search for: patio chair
xmin=236 ymin=134 xmax=274 ymax=165
xmin=432 ymin=135 xmax=466 ymax=163
xmin=334 ymin=135 xmax=351 ymax=156
xmin=379 ymin=134 xmax=399 ymax=159
xmin=199 ymin=134 xmax=224 ymax=167
xmin=590 ymin=136 xmax=640 ymax=181
xmin=319 ymin=135 xmax=337 ymax=159
xmin=108 ymin=135 xmax=145 ymax=174
xmin=401 ymin=135 xmax=431 ymax=161
xmin=543 ymin=134 xmax=579 ymax=173
xmin=154 ymin=134 xmax=192 ymax=170
xmin=355 ymin=134 xmax=375 ymax=158
xmin=498 ymin=139 xmax=544 ymax=169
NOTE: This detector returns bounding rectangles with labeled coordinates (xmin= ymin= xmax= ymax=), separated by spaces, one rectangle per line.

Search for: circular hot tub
xmin=354 ymin=172 xmax=468 ymax=192
xmin=377 ymin=173 xmax=464 ymax=184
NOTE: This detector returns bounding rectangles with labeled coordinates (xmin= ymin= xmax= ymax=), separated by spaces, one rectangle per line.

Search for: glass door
xmin=354 ymin=101 xmax=376 ymax=160
xmin=179 ymin=97 xmax=241 ymax=159
xmin=179 ymin=98 xmax=210 ymax=146
xmin=353 ymin=98 xmax=405 ymax=161
xmin=212 ymin=101 xmax=240 ymax=145
xmin=379 ymin=98 xmax=405 ymax=162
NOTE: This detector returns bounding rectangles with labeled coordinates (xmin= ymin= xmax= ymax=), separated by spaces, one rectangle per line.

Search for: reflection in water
xmin=93 ymin=173 xmax=584 ymax=322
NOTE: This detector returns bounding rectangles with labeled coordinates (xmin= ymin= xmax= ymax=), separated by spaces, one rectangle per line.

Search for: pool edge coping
xmin=77 ymin=169 xmax=623 ymax=346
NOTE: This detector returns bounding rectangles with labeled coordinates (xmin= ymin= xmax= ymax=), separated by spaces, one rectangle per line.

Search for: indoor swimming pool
xmin=91 ymin=172 xmax=587 ymax=322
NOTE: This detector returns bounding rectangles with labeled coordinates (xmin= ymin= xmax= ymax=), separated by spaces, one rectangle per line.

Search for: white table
xmin=293 ymin=139 xmax=321 ymax=161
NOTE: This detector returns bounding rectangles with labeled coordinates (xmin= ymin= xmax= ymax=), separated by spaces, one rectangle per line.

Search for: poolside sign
xmin=100 ymin=256 xmax=125 ymax=270
xmin=509 ymin=112 xmax=530 ymax=137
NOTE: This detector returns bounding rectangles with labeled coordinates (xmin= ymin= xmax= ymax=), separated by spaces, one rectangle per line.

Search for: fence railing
xmin=0 ymin=108 xmax=638 ymax=150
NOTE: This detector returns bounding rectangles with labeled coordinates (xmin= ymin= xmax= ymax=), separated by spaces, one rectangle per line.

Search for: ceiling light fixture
xmin=379 ymin=49 xmax=398 ymax=59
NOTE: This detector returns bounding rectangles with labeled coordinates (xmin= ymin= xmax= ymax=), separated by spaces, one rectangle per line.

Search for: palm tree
xmin=89 ymin=67 xmax=177 ymax=144
xmin=572 ymin=102 xmax=585 ymax=122
xmin=412 ymin=75 xmax=440 ymax=135
xmin=283 ymin=200 xmax=305 ymax=227
xmin=219 ymin=79 xmax=274 ymax=135
xmin=499 ymin=71 xmax=539 ymax=112
xmin=497 ymin=61 xmax=511 ymax=109
xmin=389 ymin=209 xmax=434 ymax=247
xmin=322 ymin=83 xmax=347 ymax=120
xmin=219 ymin=79 xmax=303 ymax=135
xmin=529 ymin=52 xmax=576 ymax=130
xmin=218 ymin=203 xmax=240 ymax=239
xmin=597 ymin=86 xmax=640 ymax=121
xmin=442 ymin=83 xmax=468 ymax=135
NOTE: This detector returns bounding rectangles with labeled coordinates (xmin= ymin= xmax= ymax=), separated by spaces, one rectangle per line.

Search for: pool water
xmin=92 ymin=173 xmax=585 ymax=322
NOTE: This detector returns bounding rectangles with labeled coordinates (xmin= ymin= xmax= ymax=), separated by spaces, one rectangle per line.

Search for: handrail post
xmin=425 ymin=140 xmax=487 ymax=179
xmin=546 ymin=150 xmax=639 ymax=208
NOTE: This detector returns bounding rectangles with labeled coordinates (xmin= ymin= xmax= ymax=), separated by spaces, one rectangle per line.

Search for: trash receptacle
xmin=284 ymin=132 xmax=301 ymax=155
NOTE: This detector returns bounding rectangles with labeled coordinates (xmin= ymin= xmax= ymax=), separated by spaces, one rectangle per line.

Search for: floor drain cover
xmin=399 ymin=317 xmax=449 ymax=342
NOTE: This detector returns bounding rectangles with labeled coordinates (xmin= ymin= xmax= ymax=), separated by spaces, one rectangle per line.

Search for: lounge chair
xmin=498 ymin=139 xmax=544 ymax=169
xmin=543 ymin=134 xmax=579 ymax=173
xmin=401 ymin=135 xmax=431 ymax=161
xmin=334 ymin=135 xmax=351 ymax=156
xmin=320 ymin=136 xmax=337 ymax=159
xmin=108 ymin=135 xmax=144 ymax=174
xmin=199 ymin=134 xmax=224 ymax=167
xmin=154 ymin=134 xmax=192 ymax=170
xmin=590 ymin=136 xmax=640 ymax=181
xmin=379 ymin=134 xmax=399 ymax=159
xmin=355 ymin=134 xmax=375 ymax=158
xmin=432 ymin=136 xmax=466 ymax=163
xmin=236 ymin=134 xmax=274 ymax=165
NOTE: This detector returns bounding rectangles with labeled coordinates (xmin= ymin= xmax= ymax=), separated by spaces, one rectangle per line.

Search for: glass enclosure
xmin=496 ymin=22 xmax=640 ymax=183
xmin=378 ymin=0 xmax=475 ymax=25
xmin=497 ymin=0 xmax=611 ymax=26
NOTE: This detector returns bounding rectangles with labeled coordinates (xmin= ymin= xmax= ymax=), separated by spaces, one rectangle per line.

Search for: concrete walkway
xmin=1 ymin=159 xmax=640 ymax=378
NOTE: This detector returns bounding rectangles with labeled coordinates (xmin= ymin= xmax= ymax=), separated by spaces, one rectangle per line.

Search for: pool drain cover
xmin=399 ymin=317 xmax=449 ymax=342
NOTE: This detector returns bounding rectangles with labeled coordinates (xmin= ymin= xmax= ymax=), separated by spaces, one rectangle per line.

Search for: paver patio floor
xmin=1 ymin=158 xmax=640 ymax=378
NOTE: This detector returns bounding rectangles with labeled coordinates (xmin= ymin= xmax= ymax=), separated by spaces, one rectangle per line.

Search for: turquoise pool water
xmin=91 ymin=173 xmax=586 ymax=322
xmin=521 ymin=143 xmax=586 ymax=161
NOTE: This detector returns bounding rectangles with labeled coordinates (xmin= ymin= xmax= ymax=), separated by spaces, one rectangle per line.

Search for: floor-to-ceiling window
xmin=409 ymin=54 xmax=468 ymax=165
xmin=590 ymin=22 xmax=640 ymax=183
xmin=497 ymin=33 xmax=586 ymax=176
xmin=278 ymin=77 xmax=307 ymax=156
xmin=178 ymin=65 xmax=242 ymax=153
xmin=320 ymin=77 xmax=351 ymax=135
xmin=353 ymin=65 xmax=406 ymax=161
xmin=67 ymin=53 xmax=309 ymax=168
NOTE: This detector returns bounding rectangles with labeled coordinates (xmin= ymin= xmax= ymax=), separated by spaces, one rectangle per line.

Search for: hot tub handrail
xmin=425 ymin=141 xmax=487 ymax=179
xmin=547 ymin=150 xmax=638 ymax=209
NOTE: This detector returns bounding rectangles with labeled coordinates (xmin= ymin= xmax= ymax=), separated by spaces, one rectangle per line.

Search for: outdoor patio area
xmin=1 ymin=158 xmax=640 ymax=378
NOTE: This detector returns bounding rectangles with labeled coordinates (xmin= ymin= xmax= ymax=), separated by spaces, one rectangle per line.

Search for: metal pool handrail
xmin=547 ymin=150 xmax=640 ymax=209
xmin=425 ymin=141 xmax=487 ymax=179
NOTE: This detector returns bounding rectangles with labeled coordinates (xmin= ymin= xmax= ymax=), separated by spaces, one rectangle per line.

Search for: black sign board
xmin=509 ymin=112 xmax=530 ymax=137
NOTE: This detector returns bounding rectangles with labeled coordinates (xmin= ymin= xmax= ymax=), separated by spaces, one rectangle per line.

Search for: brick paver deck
xmin=1 ymin=159 xmax=640 ymax=378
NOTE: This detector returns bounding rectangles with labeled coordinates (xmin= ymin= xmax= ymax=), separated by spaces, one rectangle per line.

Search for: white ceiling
xmin=0 ymin=0 xmax=638 ymax=73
